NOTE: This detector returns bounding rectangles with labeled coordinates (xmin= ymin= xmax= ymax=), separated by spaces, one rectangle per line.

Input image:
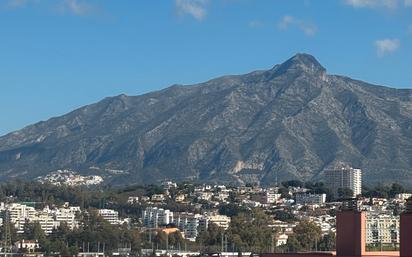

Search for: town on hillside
xmin=0 ymin=166 xmax=410 ymax=257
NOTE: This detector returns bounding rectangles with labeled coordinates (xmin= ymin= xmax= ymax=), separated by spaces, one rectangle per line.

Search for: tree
xmin=278 ymin=188 xmax=291 ymax=199
xmin=286 ymin=235 xmax=302 ymax=252
xmin=197 ymin=223 xmax=224 ymax=251
xmin=154 ymin=231 xmax=167 ymax=249
xmin=219 ymin=204 xmax=249 ymax=217
xmin=319 ymin=232 xmax=335 ymax=251
xmin=282 ymin=180 xmax=304 ymax=188
xmin=390 ymin=183 xmax=405 ymax=198
xmin=168 ymin=232 xmax=185 ymax=250
xmin=23 ymin=222 xmax=46 ymax=241
xmin=337 ymin=188 xmax=354 ymax=199
xmin=227 ymin=209 xmax=275 ymax=252
xmin=273 ymin=210 xmax=297 ymax=222
xmin=286 ymin=221 xmax=322 ymax=251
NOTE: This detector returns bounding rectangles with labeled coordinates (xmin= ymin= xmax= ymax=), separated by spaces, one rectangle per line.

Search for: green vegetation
xmin=337 ymin=188 xmax=354 ymax=199
xmin=366 ymin=243 xmax=399 ymax=252
xmin=272 ymin=210 xmax=297 ymax=222
xmin=362 ymin=183 xmax=406 ymax=199
xmin=227 ymin=209 xmax=275 ymax=253
xmin=12 ymin=209 xmax=142 ymax=256
xmin=0 ymin=180 xmax=338 ymax=255
xmin=281 ymin=222 xmax=335 ymax=252
xmin=197 ymin=209 xmax=277 ymax=253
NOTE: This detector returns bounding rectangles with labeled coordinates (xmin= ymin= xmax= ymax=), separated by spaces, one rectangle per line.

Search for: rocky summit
xmin=1 ymin=53 xmax=412 ymax=186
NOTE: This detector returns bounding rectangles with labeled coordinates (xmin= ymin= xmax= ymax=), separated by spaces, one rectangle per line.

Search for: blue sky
xmin=1 ymin=0 xmax=412 ymax=136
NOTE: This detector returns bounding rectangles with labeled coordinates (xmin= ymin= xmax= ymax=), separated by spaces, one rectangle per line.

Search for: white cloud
xmin=344 ymin=0 xmax=399 ymax=9
xmin=405 ymin=0 xmax=412 ymax=6
xmin=175 ymin=0 xmax=208 ymax=21
xmin=7 ymin=0 xmax=28 ymax=7
xmin=6 ymin=0 xmax=38 ymax=8
xmin=277 ymin=15 xmax=317 ymax=36
xmin=248 ymin=20 xmax=263 ymax=28
xmin=5 ymin=0 xmax=96 ymax=16
xmin=374 ymin=39 xmax=400 ymax=57
xmin=61 ymin=0 xmax=94 ymax=16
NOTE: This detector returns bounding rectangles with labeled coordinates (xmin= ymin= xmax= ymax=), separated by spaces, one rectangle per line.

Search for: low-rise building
xmin=151 ymin=194 xmax=166 ymax=202
xmin=98 ymin=209 xmax=119 ymax=225
xmin=14 ymin=240 xmax=40 ymax=253
xmin=127 ymin=196 xmax=139 ymax=204
xmin=175 ymin=194 xmax=185 ymax=202
xmin=276 ymin=234 xmax=288 ymax=246
xmin=295 ymin=193 xmax=326 ymax=206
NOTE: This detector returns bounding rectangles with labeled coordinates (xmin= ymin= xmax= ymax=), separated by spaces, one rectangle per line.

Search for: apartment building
xmin=173 ymin=212 xmax=201 ymax=241
xmin=325 ymin=166 xmax=362 ymax=198
xmin=7 ymin=203 xmax=37 ymax=233
xmin=266 ymin=190 xmax=281 ymax=204
xmin=98 ymin=209 xmax=120 ymax=225
xmin=142 ymin=207 xmax=173 ymax=228
xmin=199 ymin=214 xmax=231 ymax=232
xmin=142 ymin=207 xmax=230 ymax=241
xmin=366 ymin=214 xmax=400 ymax=244
xmin=54 ymin=207 xmax=79 ymax=229
xmin=295 ymin=193 xmax=326 ymax=206
xmin=32 ymin=211 xmax=57 ymax=234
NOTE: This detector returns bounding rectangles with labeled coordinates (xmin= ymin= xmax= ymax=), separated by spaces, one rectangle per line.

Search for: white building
xmin=276 ymin=234 xmax=288 ymax=246
xmin=151 ymin=194 xmax=166 ymax=202
xmin=196 ymin=192 xmax=213 ymax=201
xmin=366 ymin=214 xmax=399 ymax=244
xmin=14 ymin=240 xmax=40 ymax=253
xmin=162 ymin=181 xmax=177 ymax=190
xmin=395 ymin=193 xmax=412 ymax=201
xmin=127 ymin=196 xmax=139 ymax=204
xmin=295 ymin=193 xmax=326 ymax=205
xmin=175 ymin=194 xmax=185 ymax=202
xmin=265 ymin=190 xmax=281 ymax=204
xmin=325 ymin=166 xmax=362 ymax=198
xmin=98 ymin=209 xmax=119 ymax=225
xmin=172 ymin=212 xmax=201 ymax=241
xmin=54 ymin=207 xmax=80 ymax=229
xmin=199 ymin=214 xmax=231 ymax=232
xmin=7 ymin=203 xmax=37 ymax=233
xmin=142 ymin=207 xmax=173 ymax=228
xmin=38 ymin=214 xmax=57 ymax=234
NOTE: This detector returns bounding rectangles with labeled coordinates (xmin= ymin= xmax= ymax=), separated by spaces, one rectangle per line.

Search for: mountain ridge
xmin=1 ymin=53 xmax=412 ymax=186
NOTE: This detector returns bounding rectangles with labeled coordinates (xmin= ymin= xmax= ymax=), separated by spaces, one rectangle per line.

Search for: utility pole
xmin=166 ymin=234 xmax=169 ymax=253
xmin=2 ymin=209 xmax=12 ymax=256
xmin=271 ymin=233 xmax=275 ymax=253
xmin=225 ymin=234 xmax=228 ymax=252
xmin=221 ymin=233 xmax=224 ymax=253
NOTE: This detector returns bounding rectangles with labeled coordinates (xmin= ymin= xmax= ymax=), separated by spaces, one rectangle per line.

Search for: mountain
xmin=1 ymin=53 xmax=412 ymax=186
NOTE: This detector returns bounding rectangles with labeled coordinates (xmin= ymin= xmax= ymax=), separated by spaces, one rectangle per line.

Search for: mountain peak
xmin=274 ymin=53 xmax=326 ymax=75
